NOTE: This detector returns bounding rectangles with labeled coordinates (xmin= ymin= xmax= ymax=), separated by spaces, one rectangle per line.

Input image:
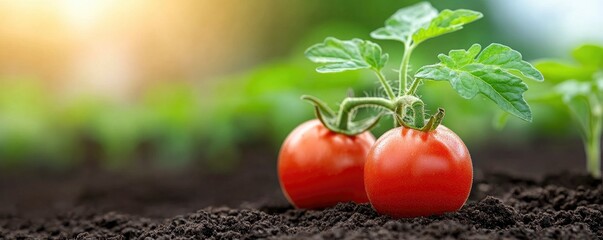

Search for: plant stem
xmin=586 ymin=134 xmax=601 ymax=178
xmin=586 ymin=94 xmax=602 ymax=177
xmin=336 ymin=97 xmax=396 ymax=130
xmin=399 ymin=44 xmax=414 ymax=96
xmin=407 ymin=78 xmax=422 ymax=95
xmin=375 ymin=70 xmax=396 ymax=100
xmin=301 ymin=95 xmax=336 ymax=118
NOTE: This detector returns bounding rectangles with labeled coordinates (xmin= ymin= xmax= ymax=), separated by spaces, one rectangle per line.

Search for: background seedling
xmin=533 ymin=45 xmax=603 ymax=177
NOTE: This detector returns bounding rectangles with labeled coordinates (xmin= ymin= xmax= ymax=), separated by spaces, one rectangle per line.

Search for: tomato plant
xmin=280 ymin=1 xmax=542 ymax=216
xmin=278 ymin=119 xmax=375 ymax=209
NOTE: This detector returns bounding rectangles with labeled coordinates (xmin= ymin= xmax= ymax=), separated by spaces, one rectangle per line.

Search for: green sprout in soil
xmin=535 ymin=45 xmax=603 ymax=177
xmin=303 ymin=1 xmax=544 ymax=135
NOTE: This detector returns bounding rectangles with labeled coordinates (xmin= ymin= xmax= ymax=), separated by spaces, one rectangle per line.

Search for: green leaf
xmin=476 ymin=44 xmax=544 ymax=82
xmin=534 ymin=60 xmax=596 ymax=82
xmin=370 ymin=2 xmax=438 ymax=44
xmin=412 ymin=9 xmax=483 ymax=45
xmin=370 ymin=2 xmax=482 ymax=46
xmin=305 ymin=37 xmax=388 ymax=73
xmin=553 ymin=80 xmax=601 ymax=133
xmin=415 ymin=43 xmax=543 ymax=121
xmin=534 ymin=44 xmax=603 ymax=83
xmin=573 ymin=44 xmax=603 ymax=68
xmin=554 ymin=80 xmax=596 ymax=137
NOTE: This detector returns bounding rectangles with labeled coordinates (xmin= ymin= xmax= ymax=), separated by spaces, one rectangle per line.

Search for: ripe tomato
xmin=278 ymin=119 xmax=375 ymax=209
xmin=364 ymin=125 xmax=472 ymax=218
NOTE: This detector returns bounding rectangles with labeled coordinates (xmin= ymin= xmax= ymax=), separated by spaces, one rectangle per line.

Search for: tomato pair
xmin=278 ymin=119 xmax=473 ymax=218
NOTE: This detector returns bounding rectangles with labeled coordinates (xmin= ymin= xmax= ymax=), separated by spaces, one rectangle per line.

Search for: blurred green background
xmin=0 ymin=0 xmax=602 ymax=170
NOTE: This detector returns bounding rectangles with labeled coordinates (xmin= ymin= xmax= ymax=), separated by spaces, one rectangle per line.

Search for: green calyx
xmin=303 ymin=2 xmax=542 ymax=136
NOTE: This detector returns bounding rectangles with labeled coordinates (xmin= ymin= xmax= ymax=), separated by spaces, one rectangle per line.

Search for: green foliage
xmin=0 ymin=79 xmax=73 ymax=168
xmin=536 ymin=45 xmax=603 ymax=84
xmin=205 ymin=60 xmax=374 ymax=154
xmin=415 ymin=44 xmax=543 ymax=121
xmin=305 ymin=37 xmax=388 ymax=72
xmin=60 ymin=96 xmax=148 ymax=168
xmin=371 ymin=2 xmax=481 ymax=46
xmin=142 ymin=83 xmax=205 ymax=167
xmin=534 ymin=61 xmax=594 ymax=82
xmin=412 ymin=9 xmax=482 ymax=45
xmin=0 ymin=1 xmax=575 ymax=170
xmin=533 ymin=44 xmax=603 ymax=177
xmin=304 ymin=1 xmax=539 ymax=135
xmin=370 ymin=2 xmax=438 ymax=44
xmin=573 ymin=45 xmax=603 ymax=68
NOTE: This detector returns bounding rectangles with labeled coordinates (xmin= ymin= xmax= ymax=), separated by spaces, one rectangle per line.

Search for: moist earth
xmin=0 ymin=141 xmax=601 ymax=239
xmin=0 ymin=172 xmax=601 ymax=239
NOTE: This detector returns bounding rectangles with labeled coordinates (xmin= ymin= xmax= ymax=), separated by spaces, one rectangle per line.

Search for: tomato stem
xmin=301 ymin=95 xmax=336 ymax=118
xmin=375 ymin=70 xmax=396 ymax=100
xmin=305 ymin=93 xmax=443 ymax=133
xmin=399 ymin=44 xmax=414 ymax=96
xmin=407 ymin=78 xmax=423 ymax=95
xmin=337 ymin=97 xmax=396 ymax=130
xmin=303 ymin=95 xmax=390 ymax=135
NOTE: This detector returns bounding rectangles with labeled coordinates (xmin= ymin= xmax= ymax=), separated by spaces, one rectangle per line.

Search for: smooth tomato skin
xmin=365 ymin=125 xmax=472 ymax=218
xmin=278 ymin=119 xmax=375 ymax=209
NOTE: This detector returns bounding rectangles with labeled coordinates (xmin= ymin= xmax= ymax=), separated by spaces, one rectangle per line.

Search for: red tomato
xmin=364 ymin=125 xmax=472 ymax=218
xmin=278 ymin=119 xmax=375 ymax=209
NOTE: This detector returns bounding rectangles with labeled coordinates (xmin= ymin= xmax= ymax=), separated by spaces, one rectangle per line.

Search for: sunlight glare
xmin=57 ymin=0 xmax=115 ymax=30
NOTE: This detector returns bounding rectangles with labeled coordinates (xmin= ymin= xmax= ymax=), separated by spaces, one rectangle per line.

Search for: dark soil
xmin=0 ymin=140 xmax=602 ymax=239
